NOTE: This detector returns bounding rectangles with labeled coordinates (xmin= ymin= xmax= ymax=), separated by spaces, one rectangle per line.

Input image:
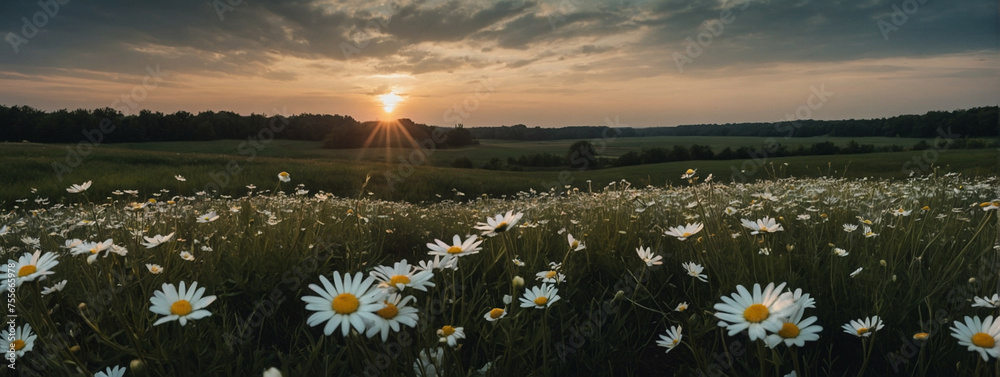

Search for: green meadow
xmin=1 ymin=139 xmax=999 ymax=377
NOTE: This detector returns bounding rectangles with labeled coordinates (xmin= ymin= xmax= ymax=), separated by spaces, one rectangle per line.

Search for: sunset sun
xmin=378 ymin=92 xmax=404 ymax=113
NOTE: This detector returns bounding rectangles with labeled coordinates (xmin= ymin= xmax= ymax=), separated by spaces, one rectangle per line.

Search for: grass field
xmin=4 ymin=171 xmax=999 ymax=376
xmin=1 ymin=141 xmax=995 ymax=208
xmin=107 ymin=136 xmax=938 ymax=167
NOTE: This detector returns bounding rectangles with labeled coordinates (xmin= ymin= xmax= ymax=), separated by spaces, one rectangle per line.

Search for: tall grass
xmin=3 ymin=171 xmax=998 ymax=376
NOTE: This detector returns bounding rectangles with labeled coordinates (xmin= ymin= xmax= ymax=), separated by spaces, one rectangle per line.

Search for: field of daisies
xmin=3 ymin=171 xmax=999 ymax=376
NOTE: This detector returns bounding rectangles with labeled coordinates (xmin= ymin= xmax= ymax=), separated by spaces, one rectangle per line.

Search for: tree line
xmin=0 ymin=105 xmax=477 ymax=149
xmin=468 ymin=107 xmax=998 ymax=140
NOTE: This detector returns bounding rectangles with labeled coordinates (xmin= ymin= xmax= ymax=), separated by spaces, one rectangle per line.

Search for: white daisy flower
xmin=636 ymin=246 xmax=663 ymax=266
xmin=146 ymin=264 xmax=164 ymax=274
xmin=520 ymin=284 xmax=561 ymax=309
xmin=366 ymin=294 xmax=419 ymax=341
xmin=567 ymin=233 xmax=585 ymax=251
xmin=0 ymin=323 xmax=36 ymax=358
xmin=682 ymin=261 xmax=707 ymax=283
xmin=473 ymin=211 xmax=523 ymax=236
xmin=740 ymin=217 xmax=784 ymax=235
xmin=713 ymin=282 xmax=797 ymax=341
xmin=842 ymin=315 xmax=884 ymax=338
xmin=141 ymin=232 xmax=175 ymax=248
xmin=427 ymin=235 xmax=482 ymax=258
xmin=66 ymin=181 xmax=92 ymax=193
xmin=484 ymin=307 xmax=508 ymax=322
xmin=656 ymin=325 xmax=683 ymax=353
xmin=2 ymin=250 xmax=59 ymax=288
xmin=973 ymin=294 xmax=1000 ymax=309
xmin=535 ymin=269 xmax=566 ymax=284
xmin=41 ymin=279 xmax=68 ymax=295
xmin=437 ymin=325 xmax=465 ymax=347
xmin=950 ymin=315 xmax=1000 ymax=361
xmin=301 ymin=272 xmax=385 ymax=336
xmin=370 ymin=259 xmax=435 ymax=292
xmin=149 ymin=281 xmax=217 ymax=326
xmin=197 ymin=211 xmax=219 ymax=223
xmin=95 ymin=365 xmax=127 ymax=377
xmin=664 ymin=223 xmax=704 ymax=241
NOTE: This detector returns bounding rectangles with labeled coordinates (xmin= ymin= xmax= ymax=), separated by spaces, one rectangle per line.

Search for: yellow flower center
xmin=571 ymin=241 xmax=579 ymax=249
xmin=778 ymin=322 xmax=800 ymax=338
xmin=446 ymin=246 xmax=464 ymax=254
xmin=332 ymin=293 xmax=360 ymax=314
xmin=489 ymin=308 xmax=505 ymax=319
xmin=17 ymin=265 xmax=36 ymax=277
xmin=170 ymin=300 xmax=192 ymax=316
xmin=534 ymin=296 xmax=548 ymax=306
xmin=972 ymin=332 xmax=995 ymax=348
xmin=376 ymin=302 xmax=398 ymax=319
xmin=857 ymin=327 xmax=869 ymax=336
xmin=280 ymin=172 xmax=289 ymax=177
xmin=759 ymin=225 xmax=768 ymax=232
xmin=921 ymin=206 xmax=930 ymax=211
xmin=672 ymin=339 xmax=679 ymax=345
xmin=12 ymin=339 xmax=25 ymax=351
xmin=743 ymin=304 xmax=769 ymax=323
xmin=389 ymin=275 xmax=411 ymax=287
xmin=545 ymin=271 xmax=557 ymax=279
xmin=913 ymin=332 xmax=929 ymax=340
xmin=681 ymin=232 xmax=691 ymax=238
xmin=494 ymin=222 xmax=508 ymax=232
xmin=440 ymin=325 xmax=455 ymax=336
xmin=89 ymin=248 xmax=98 ymax=254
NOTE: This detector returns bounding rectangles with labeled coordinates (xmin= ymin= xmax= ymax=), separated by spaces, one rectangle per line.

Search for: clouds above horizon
xmin=0 ymin=0 xmax=995 ymax=126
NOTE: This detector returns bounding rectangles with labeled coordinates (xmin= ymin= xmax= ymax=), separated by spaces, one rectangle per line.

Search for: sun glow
xmin=378 ymin=92 xmax=403 ymax=113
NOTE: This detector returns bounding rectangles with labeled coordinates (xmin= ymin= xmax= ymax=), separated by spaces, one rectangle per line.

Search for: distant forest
xmin=0 ymin=105 xmax=476 ymax=149
xmin=0 ymin=105 xmax=995 ymax=148
xmin=469 ymin=107 xmax=998 ymax=140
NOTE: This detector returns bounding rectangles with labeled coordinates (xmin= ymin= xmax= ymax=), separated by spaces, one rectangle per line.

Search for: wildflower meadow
xmin=3 ymin=171 xmax=999 ymax=376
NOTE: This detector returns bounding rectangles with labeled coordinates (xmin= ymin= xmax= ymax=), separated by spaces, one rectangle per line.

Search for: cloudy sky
xmin=0 ymin=0 xmax=996 ymax=127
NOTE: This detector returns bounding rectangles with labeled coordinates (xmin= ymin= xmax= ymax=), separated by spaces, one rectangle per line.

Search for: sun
xmin=378 ymin=92 xmax=404 ymax=113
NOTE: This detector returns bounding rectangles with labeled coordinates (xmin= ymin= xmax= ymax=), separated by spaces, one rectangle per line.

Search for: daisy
xmin=366 ymin=294 xmax=419 ymax=341
xmin=713 ymin=282 xmax=797 ymax=341
xmin=0 ymin=323 xmax=36 ymax=358
xmin=197 ymin=211 xmax=219 ymax=223
xmin=174 ymin=175 xmax=186 ymax=182
xmin=301 ymin=272 xmax=385 ymax=336
xmin=664 ymin=223 xmax=704 ymax=241
xmin=765 ymin=304 xmax=823 ymax=348
xmin=427 ymin=235 xmax=482 ymax=258
xmin=842 ymin=315 xmax=884 ymax=337
xmin=863 ymin=226 xmax=878 ymax=238
xmin=656 ymin=325 xmax=683 ymax=353
xmin=262 ymin=368 xmax=282 ymax=377
xmin=149 ymin=281 xmax=217 ymax=326
xmin=674 ymin=302 xmax=689 ymax=312
xmin=95 ymin=365 xmax=127 ymax=377
xmin=416 ymin=254 xmax=458 ymax=271
xmin=413 ymin=347 xmax=444 ymax=377
xmin=512 ymin=257 xmax=525 ymax=267
xmin=66 ymin=181 xmax=92 ymax=193
xmin=370 ymin=259 xmax=435 ymax=292
xmin=842 ymin=224 xmax=858 ymax=233
xmin=973 ymin=294 xmax=1000 ymax=309
xmin=520 ymin=284 xmax=561 ymax=309
xmin=682 ymin=262 xmax=708 ymax=283
xmin=636 ymin=246 xmax=663 ymax=266
xmin=892 ymin=208 xmax=911 ymax=217
xmin=437 ymin=325 xmax=465 ymax=347
xmin=535 ymin=269 xmax=567 ymax=284
xmin=71 ymin=239 xmax=113 ymax=264
xmin=833 ymin=248 xmax=849 ymax=257
xmin=796 ymin=214 xmax=811 ymax=221
xmin=567 ymin=233 xmax=585 ymax=251
xmin=741 ymin=217 xmax=784 ymax=235
xmin=278 ymin=171 xmax=291 ymax=182
xmin=146 ymin=264 xmax=164 ymax=274
xmin=3 ymin=250 xmax=59 ymax=288
xmin=759 ymin=248 xmax=771 ymax=256
xmin=681 ymin=168 xmax=697 ymax=179
xmin=41 ymin=280 xmax=68 ymax=295
xmin=951 ymin=316 xmax=1000 ymax=361
xmin=473 ymin=211 xmax=523 ymax=236
xmin=179 ymin=251 xmax=195 ymax=261
xmin=141 ymin=232 xmax=175 ymax=248
xmin=484 ymin=307 xmax=508 ymax=322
